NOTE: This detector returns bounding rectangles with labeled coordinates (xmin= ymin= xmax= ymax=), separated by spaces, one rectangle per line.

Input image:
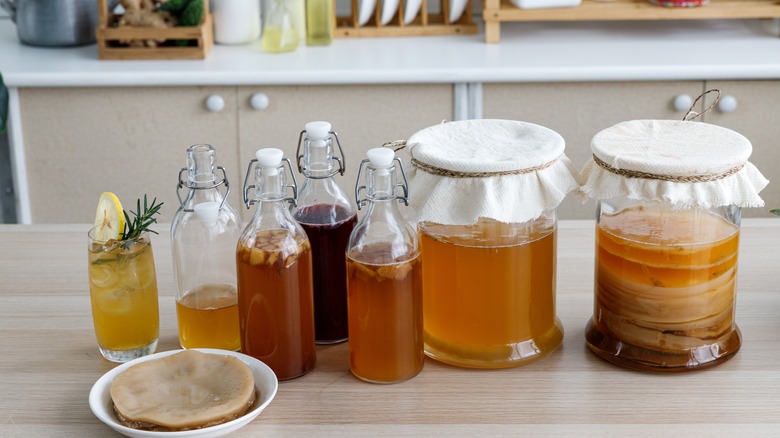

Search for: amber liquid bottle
xmin=237 ymin=148 xmax=316 ymax=381
xmin=171 ymin=144 xmax=242 ymax=351
xmin=346 ymin=148 xmax=423 ymax=384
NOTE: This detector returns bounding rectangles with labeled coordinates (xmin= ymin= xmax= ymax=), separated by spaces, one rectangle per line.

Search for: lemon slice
xmin=93 ymin=192 xmax=125 ymax=242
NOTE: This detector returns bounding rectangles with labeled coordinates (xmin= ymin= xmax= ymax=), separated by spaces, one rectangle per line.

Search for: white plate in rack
xmin=358 ymin=0 xmax=377 ymax=26
xmin=88 ymin=349 xmax=279 ymax=438
xmin=448 ymin=0 xmax=467 ymax=23
xmin=381 ymin=0 xmax=400 ymax=25
xmin=403 ymin=0 xmax=423 ymax=24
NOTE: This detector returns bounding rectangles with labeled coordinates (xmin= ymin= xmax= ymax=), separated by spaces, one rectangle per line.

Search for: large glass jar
xmin=580 ymin=118 xmax=768 ymax=372
xmin=420 ymin=212 xmax=562 ymax=368
xmin=405 ymin=119 xmax=580 ymax=368
xmin=586 ymin=200 xmax=742 ymax=371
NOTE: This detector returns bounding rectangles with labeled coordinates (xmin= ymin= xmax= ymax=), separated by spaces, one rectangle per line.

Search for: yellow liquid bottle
xmin=306 ymin=0 xmax=332 ymax=46
xmin=263 ymin=0 xmax=299 ymax=53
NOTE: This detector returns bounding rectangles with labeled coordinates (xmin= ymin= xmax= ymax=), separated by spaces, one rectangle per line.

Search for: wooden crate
xmin=483 ymin=0 xmax=780 ymax=43
xmin=335 ymin=0 xmax=478 ymax=37
xmin=96 ymin=0 xmax=213 ymax=60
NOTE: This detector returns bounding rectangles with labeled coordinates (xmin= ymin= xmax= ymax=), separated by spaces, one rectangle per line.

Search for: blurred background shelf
xmin=484 ymin=0 xmax=780 ymax=42
xmin=335 ymin=0 xmax=478 ymax=38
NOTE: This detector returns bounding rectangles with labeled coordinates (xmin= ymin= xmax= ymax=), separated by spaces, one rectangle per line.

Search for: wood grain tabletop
xmin=1 ymin=220 xmax=779 ymax=437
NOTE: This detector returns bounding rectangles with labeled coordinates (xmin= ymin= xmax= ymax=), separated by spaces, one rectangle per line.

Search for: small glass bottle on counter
xmin=262 ymin=0 xmax=299 ymax=53
xmin=237 ymin=148 xmax=316 ymax=380
xmin=346 ymin=148 xmax=423 ymax=384
xmin=405 ymin=119 xmax=580 ymax=369
xmin=171 ymin=144 xmax=242 ymax=351
xmin=581 ymin=118 xmax=768 ymax=372
xmin=291 ymin=121 xmax=357 ymax=344
xmin=305 ymin=0 xmax=333 ymax=45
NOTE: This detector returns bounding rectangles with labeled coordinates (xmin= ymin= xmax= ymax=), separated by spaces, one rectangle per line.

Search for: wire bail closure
xmin=242 ymin=157 xmax=299 ymax=208
xmin=354 ymin=157 xmax=410 ymax=210
xmin=295 ymin=130 xmax=347 ymax=179
xmin=176 ymin=166 xmax=231 ymax=212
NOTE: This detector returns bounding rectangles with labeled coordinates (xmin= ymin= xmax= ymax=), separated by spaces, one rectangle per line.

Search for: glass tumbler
xmin=87 ymin=229 xmax=160 ymax=362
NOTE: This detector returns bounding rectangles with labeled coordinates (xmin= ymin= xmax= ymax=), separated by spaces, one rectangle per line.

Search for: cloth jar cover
xmin=404 ymin=119 xmax=580 ymax=226
xmin=579 ymin=119 xmax=769 ymax=209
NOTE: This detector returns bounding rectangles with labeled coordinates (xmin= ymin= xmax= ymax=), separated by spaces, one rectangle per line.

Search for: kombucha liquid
xmin=88 ymin=237 xmax=159 ymax=352
xmin=420 ymin=218 xmax=562 ymax=368
xmin=587 ymin=206 xmax=741 ymax=370
xmin=237 ymin=229 xmax=316 ymax=380
xmin=294 ymin=204 xmax=357 ymax=344
xmin=176 ymin=283 xmax=240 ymax=351
xmin=347 ymin=243 xmax=423 ymax=384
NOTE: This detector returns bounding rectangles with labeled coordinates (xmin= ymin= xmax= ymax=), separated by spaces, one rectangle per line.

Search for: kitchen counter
xmin=1 ymin=17 xmax=780 ymax=86
xmin=1 ymin=221 xmax=780 ymax=437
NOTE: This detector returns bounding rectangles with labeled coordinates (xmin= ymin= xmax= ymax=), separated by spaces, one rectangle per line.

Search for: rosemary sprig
xmin=122 ymin=195 xmax=163 ymax=240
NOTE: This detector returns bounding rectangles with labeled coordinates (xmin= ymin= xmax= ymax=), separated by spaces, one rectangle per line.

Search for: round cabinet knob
xmin=205 ymin=94 xmax=225 ymax=112
xmin=250 ymin=93 xmax=270 ymax=110
xmin=718 ymin=95 xmax=738 ymax=113
xmin=673 ymin=94 xmax=694 ymax=112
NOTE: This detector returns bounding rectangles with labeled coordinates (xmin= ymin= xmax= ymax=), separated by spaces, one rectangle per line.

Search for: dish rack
xmin=96 ymin=0 xmax=214 ymax=60
xmin=335 ymin=0 xmax=478 ymax=37
xmin=483 ymin=0 xmax=780 ymax=43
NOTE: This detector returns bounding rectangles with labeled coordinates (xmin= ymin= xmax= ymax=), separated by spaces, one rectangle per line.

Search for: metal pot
xmin=0 ymin=0 xmax=115 ymax=47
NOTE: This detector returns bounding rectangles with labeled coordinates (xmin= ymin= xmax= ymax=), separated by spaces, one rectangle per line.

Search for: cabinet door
xmin=237 ymin=85 xmax=453 ymax=219
xmin=483 ymin=81 xmax=705 ymax=219
xmin=19 ymin=87 xmax=241 ymax=223
xmin=704 ymin=81 xmax=779 ymax=218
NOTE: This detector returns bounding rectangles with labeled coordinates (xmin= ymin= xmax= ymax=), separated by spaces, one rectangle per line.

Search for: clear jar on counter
xmin=581 ymin=119 xmax=769 ymax=371
xmin=405 ymin=119 xmax=581 ymax=368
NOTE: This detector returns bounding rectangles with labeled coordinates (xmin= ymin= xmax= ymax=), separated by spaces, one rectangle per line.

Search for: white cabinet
xmin=19 ymin=86 xmax=241 ymax=223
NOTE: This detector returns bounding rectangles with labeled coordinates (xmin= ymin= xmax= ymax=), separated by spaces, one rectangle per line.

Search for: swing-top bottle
xmin=237 ymin=148 xmax=316 ymax=380
xmin=346 ymin=148 xmax=423 ymax=384
xmin=170 ymin=144 xmax=242 ymax=351
xmin=291 ymin=121 xmax=357 ymax=344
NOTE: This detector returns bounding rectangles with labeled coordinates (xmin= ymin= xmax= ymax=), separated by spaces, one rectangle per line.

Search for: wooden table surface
xmin=1 ymin=221 xmax=779 ymax=437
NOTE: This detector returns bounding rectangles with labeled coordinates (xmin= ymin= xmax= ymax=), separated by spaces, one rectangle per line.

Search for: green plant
xmin=122 ymin=195 xmax=163 ymax=240
xmin=772 ymin=209 xmax=780 ymax=216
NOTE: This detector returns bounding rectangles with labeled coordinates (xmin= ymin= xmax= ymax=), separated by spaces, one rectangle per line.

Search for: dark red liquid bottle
xmin=295 ymin=204 xmax=357 ymax=343
xmin=291 ymin=121 xmax=358 ymax=344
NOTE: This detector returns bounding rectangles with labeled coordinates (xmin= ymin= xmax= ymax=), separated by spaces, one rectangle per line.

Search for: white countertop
xmin=2 ymin=16 xmax=780 ymax=87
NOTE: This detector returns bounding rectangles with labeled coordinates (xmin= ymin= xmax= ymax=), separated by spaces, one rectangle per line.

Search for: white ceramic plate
xmin=358 ymin=0 xmax=377 ymax=26
xmin=89 ymin=349 xmax=279 ymax=438
xmin=448 ymin=0 xmax=467 ymax=23
xmin=381 ymin=0 xmax=400 ymax=25
xmin=403 ymin=0 xmax=422 ymax=24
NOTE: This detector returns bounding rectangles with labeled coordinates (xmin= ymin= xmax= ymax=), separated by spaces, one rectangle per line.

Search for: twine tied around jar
xmin=592 ymin=154 xmax=745 ymax=183
xmin=682 ymin=88 xmax=721 ymax=122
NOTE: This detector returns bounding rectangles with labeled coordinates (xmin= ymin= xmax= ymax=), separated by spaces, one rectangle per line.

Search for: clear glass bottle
xmin=262 ymin=0 xmax=299 ymax=53
xmin=237 ymin=148 xmax=316 ymax=381
xmin=346 ymin=148 xmax=423 ymax=384
xmin=305 ymin=0 xmax=332 ymax=45
xmin=171 ymin=144 xmax=242 ymax=351
xmin=291 ymin=121 xmax=357 ymax=344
